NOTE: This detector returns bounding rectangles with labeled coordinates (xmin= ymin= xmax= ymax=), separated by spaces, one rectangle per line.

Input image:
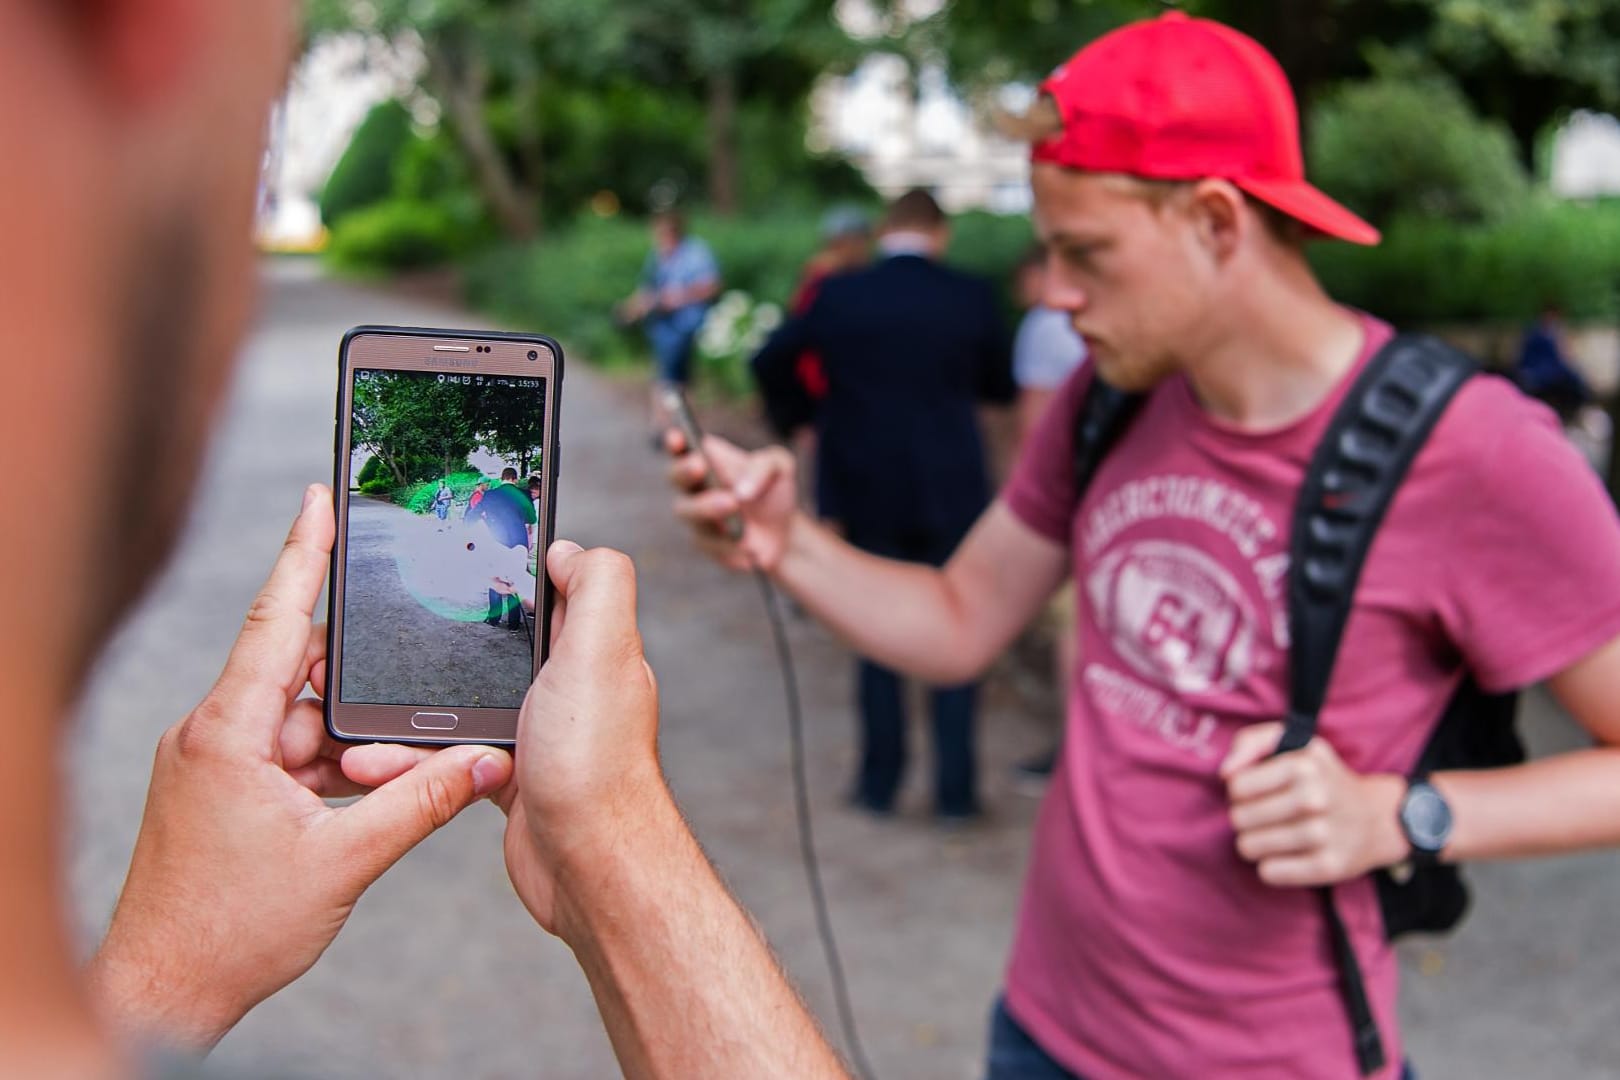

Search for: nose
xmin=1041 ymin=256 xmax=1087 ymax=314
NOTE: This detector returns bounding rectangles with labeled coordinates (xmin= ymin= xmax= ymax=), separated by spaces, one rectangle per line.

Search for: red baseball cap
xmin=1032 ymin=12 xmax=1379 ymax=246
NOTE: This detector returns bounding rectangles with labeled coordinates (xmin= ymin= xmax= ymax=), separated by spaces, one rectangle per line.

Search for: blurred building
xmin=1550 ymin=111 xmax=1620 ymax=200
xmin=257 ymin=34 xmax=421 ymax=251
xmin=811 ymin=54 xmax=1033 ymax=214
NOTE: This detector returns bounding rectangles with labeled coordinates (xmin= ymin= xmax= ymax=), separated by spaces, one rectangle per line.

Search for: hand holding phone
xmin=664 ymin=393 xmax=799 ymax=574
xmin=660 ymin=386 xmax=744 ymax=542
xmin=90 ymin=489 xmax=513 ymax=1052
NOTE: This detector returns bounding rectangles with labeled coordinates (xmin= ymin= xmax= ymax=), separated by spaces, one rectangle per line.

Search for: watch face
xmin=1402 ymin=783 xmax=1453 ymax=853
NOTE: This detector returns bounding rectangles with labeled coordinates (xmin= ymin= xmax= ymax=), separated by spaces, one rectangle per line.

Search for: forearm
xmin=1435 ymin=746 xmax=1620 ymax=861
xmin=85 ymin=925 xmax=242 ymax=1055
xmin=553 ymin=791 xmax=848 ymax=1080
xmin=774 ymin=512 xmax=985 ymax=684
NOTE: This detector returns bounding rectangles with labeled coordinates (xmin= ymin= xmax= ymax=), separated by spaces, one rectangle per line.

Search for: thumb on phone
xmin=327 ymin=745 xmax=514 ymax=891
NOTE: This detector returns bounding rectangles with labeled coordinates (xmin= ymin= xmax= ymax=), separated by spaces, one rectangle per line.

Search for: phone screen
xmin=339 ymin=367 xmax=548 ymax=711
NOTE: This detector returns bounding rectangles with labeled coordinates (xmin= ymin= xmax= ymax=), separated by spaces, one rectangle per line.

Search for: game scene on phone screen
xmin=340 ymin=368 xmax=546 ymax=710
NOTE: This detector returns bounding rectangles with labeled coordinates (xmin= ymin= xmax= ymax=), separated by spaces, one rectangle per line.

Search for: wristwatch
xmin=1398 ymin=777 xmax=1453 ymax=866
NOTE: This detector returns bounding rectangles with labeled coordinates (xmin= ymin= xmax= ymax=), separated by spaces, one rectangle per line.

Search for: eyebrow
xmin=1044 ymin=231 xmax=1111 ymax=247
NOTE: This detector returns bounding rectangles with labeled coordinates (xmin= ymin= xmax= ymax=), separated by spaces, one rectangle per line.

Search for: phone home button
xmin=410 ymin=712 xmax=460 ymax=731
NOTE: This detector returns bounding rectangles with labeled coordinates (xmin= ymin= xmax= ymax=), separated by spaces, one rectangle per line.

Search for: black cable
xmin=753 ymin=567 xmax=879 ymax=1080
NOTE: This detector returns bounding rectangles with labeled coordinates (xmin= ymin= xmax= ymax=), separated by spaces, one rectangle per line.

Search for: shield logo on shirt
xmin=1087 ymin=539 xmax=1257 ymax=695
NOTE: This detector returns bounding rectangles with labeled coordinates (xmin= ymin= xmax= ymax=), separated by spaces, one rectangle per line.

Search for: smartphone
xmin=326 ymin=325 xmax=563 ymax=746
xmin=660 ymin=385 xmax=743 ymax=541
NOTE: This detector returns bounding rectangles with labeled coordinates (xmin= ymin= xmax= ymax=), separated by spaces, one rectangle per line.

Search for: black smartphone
xmin=326 ymin=325 xmax=563 ymax=746
xmin=661 ymin=385 xmax=744 ymax=541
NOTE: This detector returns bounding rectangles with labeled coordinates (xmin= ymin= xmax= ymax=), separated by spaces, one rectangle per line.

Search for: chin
xmin=1092 ymin=355 xmax=1164 ymax=394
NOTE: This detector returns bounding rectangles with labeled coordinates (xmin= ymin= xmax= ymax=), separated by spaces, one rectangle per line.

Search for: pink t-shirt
xmin=1000 ymin=312 xmax=1620 ymax=1078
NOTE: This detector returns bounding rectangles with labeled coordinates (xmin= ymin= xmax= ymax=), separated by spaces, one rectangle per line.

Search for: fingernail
xmin=471 ymin=754 xmax=504 ymax=796
xmin=301 ymin=485 xmax=319 ymax=514
xmin=736 ymin=479 xmax=756 ymax=499
xmin=551 ymin=539 xmax=583 ymax=556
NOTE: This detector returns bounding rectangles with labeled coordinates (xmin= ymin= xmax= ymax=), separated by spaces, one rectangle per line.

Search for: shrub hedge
xmin=454 ymin=200 xmax=1620 ymax=391
xmin=459 ymin=210 xmax=1038 ymax=382
xmin=326 ymin=199 xmax=469 ymax=273
xmin=319 ymin=101 xmax=414 ymax=229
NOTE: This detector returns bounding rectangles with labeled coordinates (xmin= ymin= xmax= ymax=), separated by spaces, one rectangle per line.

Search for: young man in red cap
xmin=673 ymin=12 xmax=1620 ymax=1078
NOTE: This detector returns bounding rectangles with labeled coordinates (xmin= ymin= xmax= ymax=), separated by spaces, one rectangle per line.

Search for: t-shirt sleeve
xmin=1000 ymin=364 xmax=1095 ymax=545
xmin=1436 ymin=380 xmax=1620 ymax=691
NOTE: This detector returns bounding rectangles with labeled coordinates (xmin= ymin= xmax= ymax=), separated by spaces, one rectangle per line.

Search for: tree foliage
xmin=1309 ymin=71 xmax=1530 ymax=225
xmin=353 ymin=372 xmax=479 ymax=485
xmin=904 ymin=0 xmax=1620 ymax=162
xmin=303 ymin=0 xmax=857 ymax=232
xmin=351 ymin=371 xmax=550 ymax=488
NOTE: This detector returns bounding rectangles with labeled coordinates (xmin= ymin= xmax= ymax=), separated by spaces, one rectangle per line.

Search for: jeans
xmin=985 ymin=999 xmax=1077 ymax=1080
xmin=984 ymin=997 xmax=1419 ymax=1080
xmin=645 ymin=307 xmax=705 ymax=385
xmin=844 ymin=524 xmax=979 ymax=817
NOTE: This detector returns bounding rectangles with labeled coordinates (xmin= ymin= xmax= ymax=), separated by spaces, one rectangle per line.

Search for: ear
xmin=72 ymin=0 xmax=206 ymax=110
xmin=1186 ymin=179 xmax=1247 ymax=263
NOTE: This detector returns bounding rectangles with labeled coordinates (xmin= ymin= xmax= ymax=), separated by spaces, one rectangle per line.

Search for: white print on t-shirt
xmin=1087 ymin=540 xmax=1258 ymax=694
xmin=1083 ymin=475 xmax=1278 ymax=561
xmin=1081 ymin=476 xmax=1291 ymax=756
xmin=1081 ymin=663 xmax=1219 ymax=759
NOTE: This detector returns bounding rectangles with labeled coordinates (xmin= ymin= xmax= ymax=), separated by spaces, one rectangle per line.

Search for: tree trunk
xmin=424 ymin=41 xmax=540 ymax=242
xmin=381 ymin=449 xmax=407 ymax=487
xmin=513 ymin=57 xmax=545 ymax=204
xmin=707 ymin=65 xmax=739 ymax=216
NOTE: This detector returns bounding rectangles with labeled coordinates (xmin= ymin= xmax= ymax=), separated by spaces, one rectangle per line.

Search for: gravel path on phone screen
xmin=67 ymin=259 xmax=1620 ymax=1079
xmin=341 ymin=495 xmax=532 ymax=711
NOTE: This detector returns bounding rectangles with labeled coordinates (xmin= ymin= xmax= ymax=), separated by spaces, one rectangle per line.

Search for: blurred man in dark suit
xmin=752 ymin=189 xmax=1014 ymax=822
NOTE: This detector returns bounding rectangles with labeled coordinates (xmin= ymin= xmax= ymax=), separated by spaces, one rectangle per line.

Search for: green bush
xmin=319 ymin=101 xmax=414 ymax=228
xmin=358 ymin=478 xmax=393 ymax=497
xmin=1309 ymin=74 xmax=1531 ymax=228
xmin=356 ymin=455 xmax=384 ymax=488
xmin=1311 ymin=199 xmax=1620 ymax=326
xmin=399 ymin=469 xmax=485 ymax=513
xmin=325 ymin=199 xmax=469 ymax=273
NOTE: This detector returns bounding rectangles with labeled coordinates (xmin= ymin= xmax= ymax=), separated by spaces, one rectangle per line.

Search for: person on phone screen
xmin=6 ymin=2 xmax=847 ymax=1077
xmin=468 ymin=466 xmax=535 ymax=629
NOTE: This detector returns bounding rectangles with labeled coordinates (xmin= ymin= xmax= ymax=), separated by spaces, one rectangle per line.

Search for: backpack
xmin=1068 ymin=334 xmax=1527 ymax=1076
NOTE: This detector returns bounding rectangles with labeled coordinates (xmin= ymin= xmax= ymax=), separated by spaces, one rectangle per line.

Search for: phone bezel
xmin=325 ymin=325 xmax=563 ymax=747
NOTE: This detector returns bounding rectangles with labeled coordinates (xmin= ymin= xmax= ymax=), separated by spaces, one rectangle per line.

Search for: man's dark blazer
xmin=752 ymin=253 xmax=1014 ymax=545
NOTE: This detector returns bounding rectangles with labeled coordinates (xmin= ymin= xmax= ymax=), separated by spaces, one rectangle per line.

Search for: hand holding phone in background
xmin=663 ymin=389 xmax=800 ymax=573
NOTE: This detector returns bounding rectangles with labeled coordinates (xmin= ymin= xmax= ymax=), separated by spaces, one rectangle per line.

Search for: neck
xmin=878 ymin=231 xmax=936 ymax=258
xmin=1181 ymin=256 xmax=1365 ymax=429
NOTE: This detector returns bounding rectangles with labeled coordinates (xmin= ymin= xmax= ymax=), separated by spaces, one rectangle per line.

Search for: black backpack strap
xmin=1283 ymin=335 xmax=1479 ymax=752
xmin=1283 ymin=333 xmax=1479 ymax=1076
xmin=1070 ymin=378 xmax=1144 ymax=500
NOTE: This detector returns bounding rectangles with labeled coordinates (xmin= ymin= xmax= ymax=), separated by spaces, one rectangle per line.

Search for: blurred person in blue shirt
xmin=618 ymin=208 xmax=721 ymax=437
xmin=1515 ymin=302 xmax=1593 ymax=420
